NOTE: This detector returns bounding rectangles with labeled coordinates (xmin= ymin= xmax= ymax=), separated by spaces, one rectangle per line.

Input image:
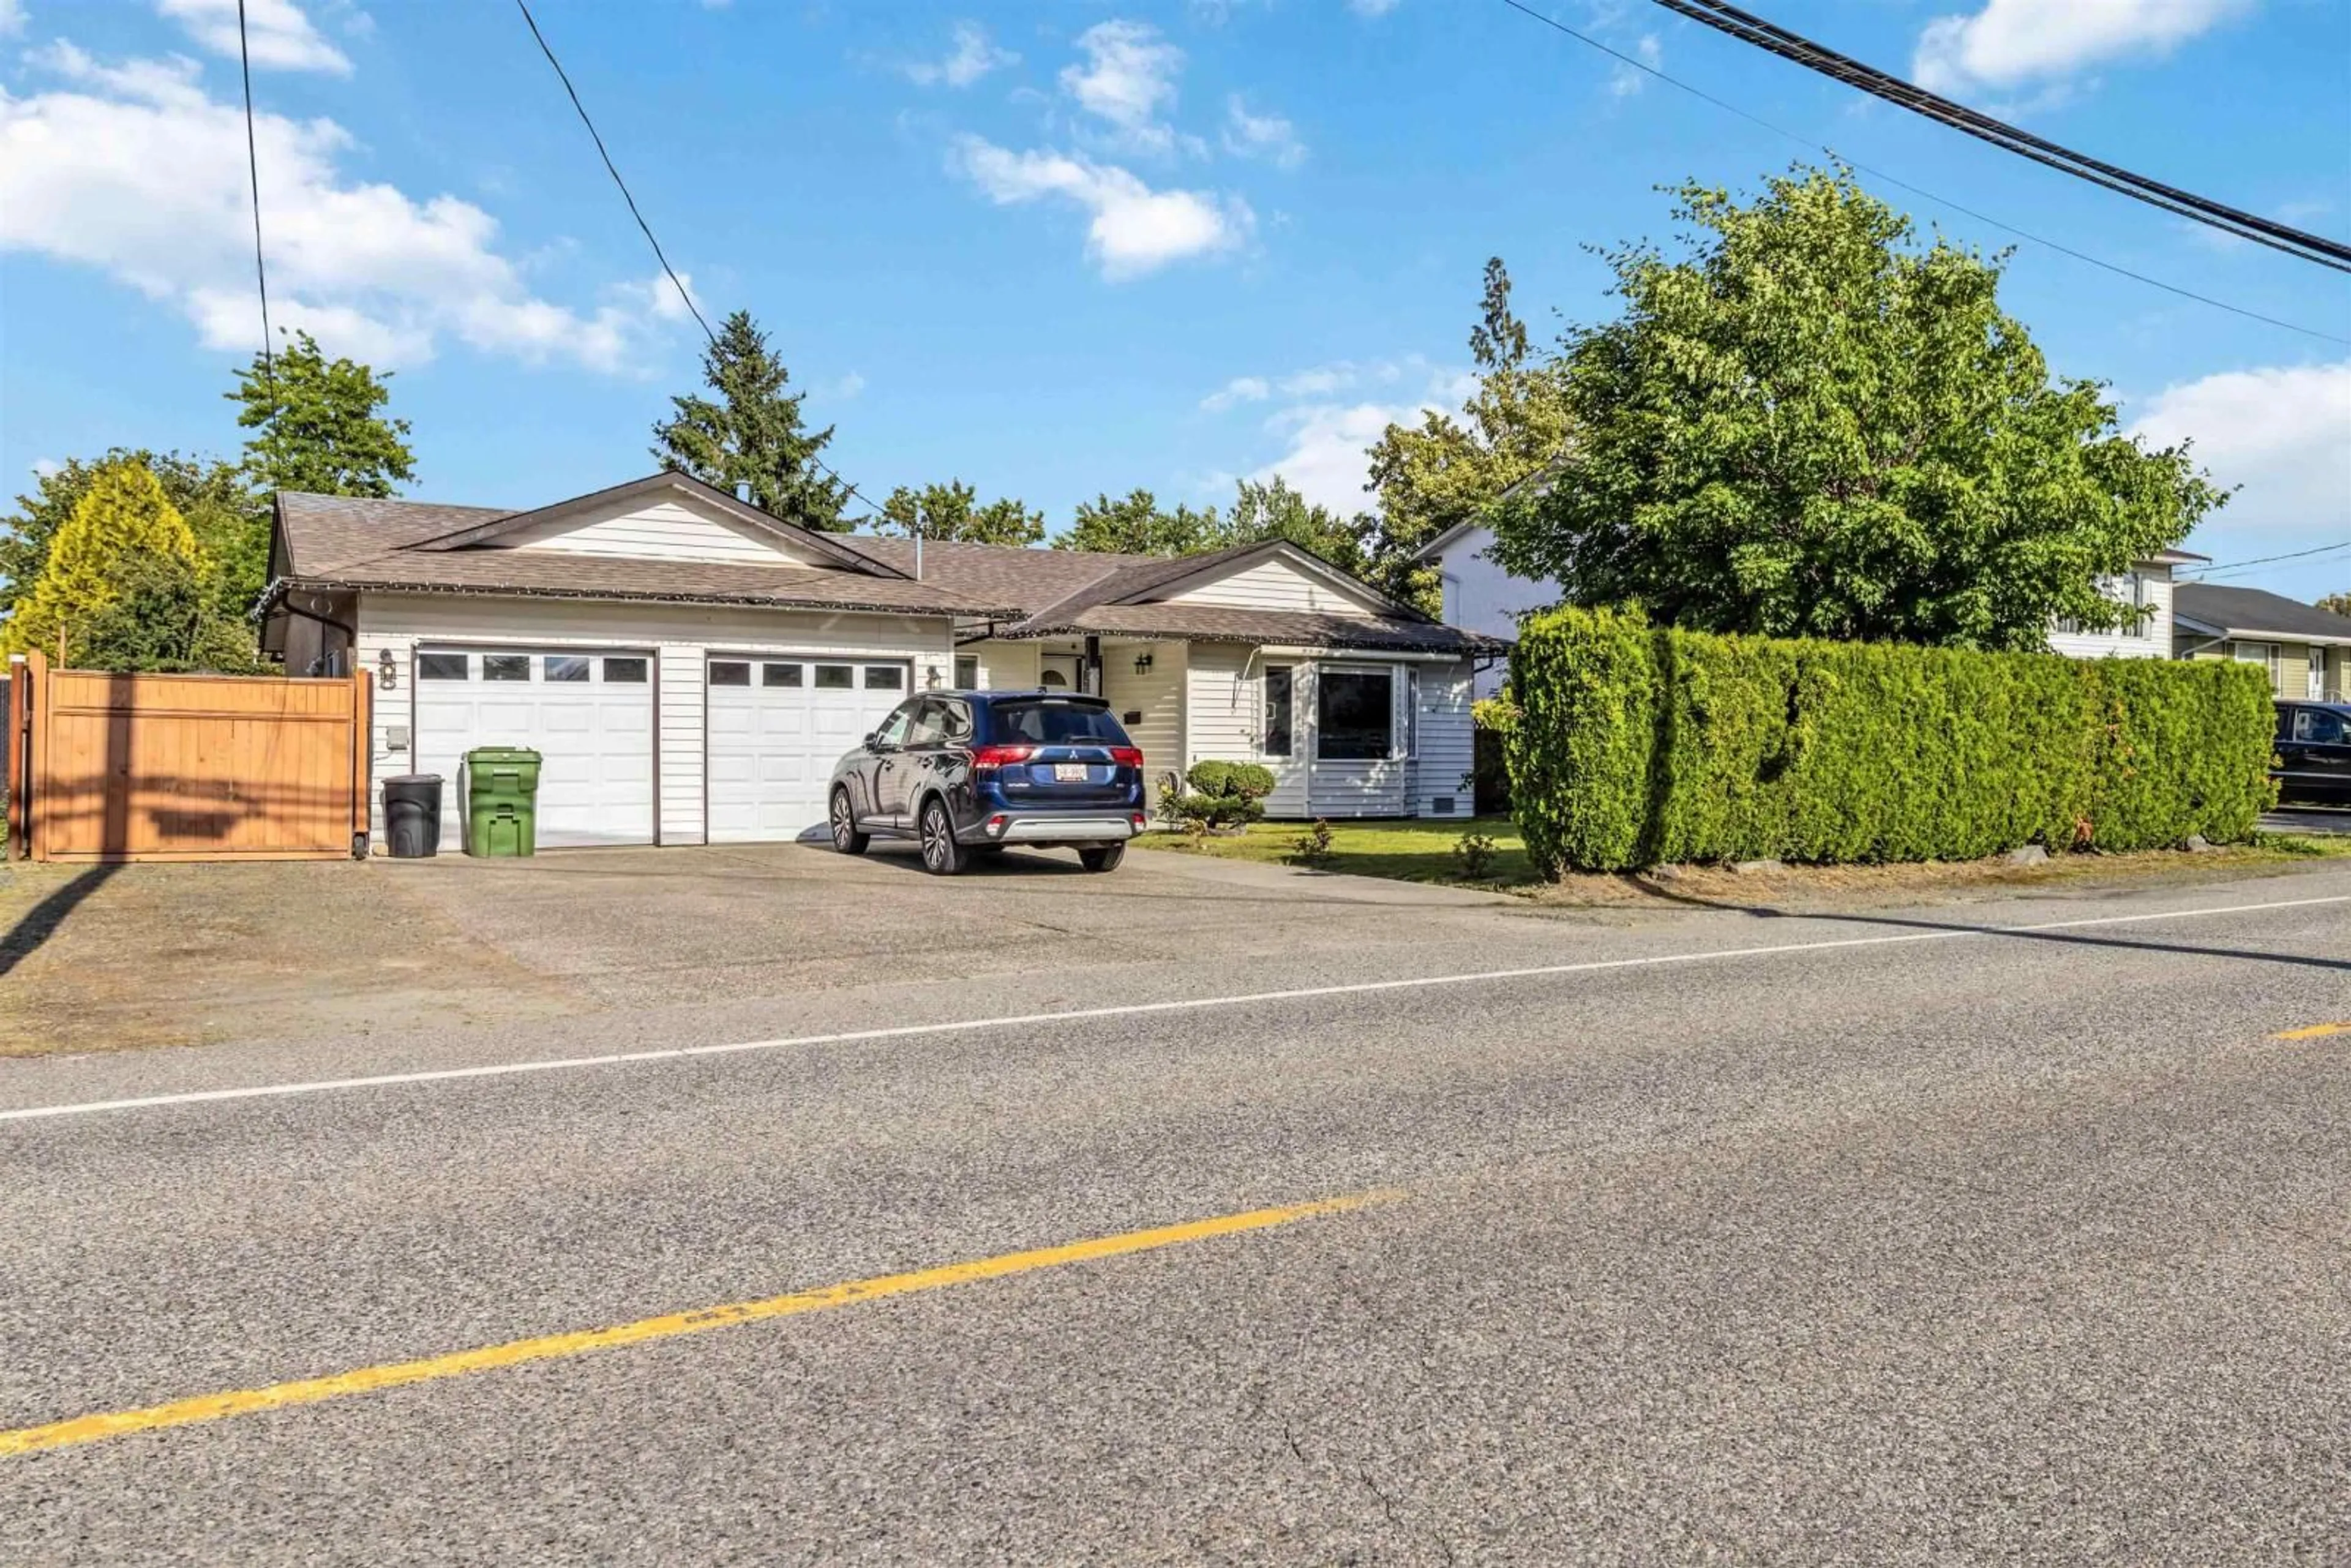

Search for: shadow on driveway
xmin=0 ymin=863 xmax=121 ymax=981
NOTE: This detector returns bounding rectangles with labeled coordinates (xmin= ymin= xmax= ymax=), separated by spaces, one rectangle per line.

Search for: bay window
xmin=1316 ymin=667 xmax=1393 ymax=761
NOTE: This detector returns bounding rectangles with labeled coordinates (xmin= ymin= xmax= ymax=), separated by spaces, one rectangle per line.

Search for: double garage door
xmin=412 ymin=647 xmax=909 ymax=848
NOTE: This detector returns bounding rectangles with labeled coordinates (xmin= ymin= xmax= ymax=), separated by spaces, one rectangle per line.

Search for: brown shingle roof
xmin=279 ymin=492 xmax=512 ymax=576
xmin=1005 ymin=603 xmax=1507 ymax=654
xmin=287 ymin=548 xmax=1015 ymax=616
xmin=849 ymin=536 xmax=1146 ymax=609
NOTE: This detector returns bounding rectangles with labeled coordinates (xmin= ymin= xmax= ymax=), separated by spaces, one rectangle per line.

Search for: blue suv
xmin=828 ymin=690 xmax=1149 ymax=874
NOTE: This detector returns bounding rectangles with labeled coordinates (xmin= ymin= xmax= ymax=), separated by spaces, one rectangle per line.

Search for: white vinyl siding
xmin=972 ymin=639 xmax=1040 ymax=691
xmin=1414 ymin=659 xmax=1475 ymax=817
xmin=502 ymin=496 xmax=834 ymax=566
xmin=1185 ymin=643 xmax=1310 ymax=817
xmin=2047 ymin=566 xmax=2176 ymax=660
xmin=1162 ymin=557 xmax=1382 ymax=617
xmin=1422 ymin=524 xmax=1558 ymax=699
xmin=353 ymin=593 xmax=953 ymax=849
xmin=1100 ymin=640 xmax=1187 ymax=800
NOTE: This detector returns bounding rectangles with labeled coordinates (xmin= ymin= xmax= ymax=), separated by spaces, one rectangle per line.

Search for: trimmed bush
xmin=1507 ymin=606 xmax=2276 ymax=874
xmin=1163 ymin=759 xmax=1277 ymax=833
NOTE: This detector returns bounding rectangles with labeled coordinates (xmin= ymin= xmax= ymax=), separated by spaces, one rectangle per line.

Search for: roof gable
xmin=410 ymin=473 xmax=899 ymax=577
xmin=1146 ymin=542 xmax=1408 ymax=620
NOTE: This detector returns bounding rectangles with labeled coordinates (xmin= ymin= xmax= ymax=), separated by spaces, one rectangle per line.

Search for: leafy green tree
xmin=651 ymin=309 xmax=849 ymax=530
xmin=74 ymin=550 xmax=266 ymax=674
xmin=2318 ymin=591 xmax=2351 ymax=618
xmin=1224 ymin=475 xmax=1370 ymax=577
xmin=1493 ymin=167 xmax=2225 ymax=650
xmin=4 ymin=451 xmax=264 ymax=622
xmin=875 ymin=481 xmax=1046 ymax=546
xmin=3 ymin=459 xmax=206 ymax=661
xmin=230 ymin=330 xmax=416 ymax=498
xmin=1055 ymin=489 xmax=1227 ymax=556
xmin=1362 ymin=257 xmax=1575 ymax=608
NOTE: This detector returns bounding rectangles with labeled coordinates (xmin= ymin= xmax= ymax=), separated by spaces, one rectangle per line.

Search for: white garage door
xmin=413 ymin=648 xmax=656 ymax=848
xmin=706 ymin=656 xmax=910 ymax=842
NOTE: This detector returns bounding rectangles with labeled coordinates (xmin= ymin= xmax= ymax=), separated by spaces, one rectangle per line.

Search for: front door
xmin=1038 ymin=654 xmax=1082 ymax=692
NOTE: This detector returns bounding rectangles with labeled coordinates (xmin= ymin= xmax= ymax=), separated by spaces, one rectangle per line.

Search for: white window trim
xmin=1313 ymin=661 xmax=1399 ymax=765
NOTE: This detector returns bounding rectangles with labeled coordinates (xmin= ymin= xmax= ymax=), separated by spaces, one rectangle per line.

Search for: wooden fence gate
xmin=6 ymin=651 xmax=372 ymax=863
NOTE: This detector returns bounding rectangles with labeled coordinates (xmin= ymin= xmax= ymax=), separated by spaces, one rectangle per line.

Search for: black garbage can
xmin=383 ymin=774 xmax=444 ymax=858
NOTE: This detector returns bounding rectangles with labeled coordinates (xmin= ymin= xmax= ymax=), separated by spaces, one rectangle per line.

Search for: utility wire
xmin=236 ymin=0 xmax=277 ymax=404
xmin=2178 ymin=541 xmax=2351 ymax=580
xmin=511 ymin=0 xmax=880 ymax=521
xmin=1647 ymin=0 xmax=2351 ymax=272
xmin=1491 ymin=0 xmax=2350 ymax=346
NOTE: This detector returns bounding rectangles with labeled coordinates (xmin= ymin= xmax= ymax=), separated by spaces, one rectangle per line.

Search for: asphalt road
xmin=4 ymin=866 xmax=2349 ymax=1564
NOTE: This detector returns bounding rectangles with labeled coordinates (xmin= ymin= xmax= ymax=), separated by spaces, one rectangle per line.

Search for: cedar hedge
xmin=1506 ymin=607 xmax=2276 ymax=874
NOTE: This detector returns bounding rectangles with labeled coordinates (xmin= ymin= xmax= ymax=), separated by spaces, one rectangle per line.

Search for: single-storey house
xmin=260 ymin=472 xmax=1505 ymax=849
xmin=2173 ymin=582 xmax=2351 ymax=701
xmin=1415 ymin=517 xmax=2208 ymax=696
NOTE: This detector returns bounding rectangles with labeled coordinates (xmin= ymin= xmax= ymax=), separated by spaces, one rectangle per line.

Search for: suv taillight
xmin=969 ymin=744 xmax=1036 ymax=773
xmin=1108 ymin=746 xmax=1144 ymax=768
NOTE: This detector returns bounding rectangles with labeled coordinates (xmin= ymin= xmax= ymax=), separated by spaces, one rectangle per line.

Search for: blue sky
xmin=2 ymin=0 xmax=2345 ymax=597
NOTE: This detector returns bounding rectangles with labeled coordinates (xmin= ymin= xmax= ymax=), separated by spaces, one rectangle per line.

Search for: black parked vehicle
xmin=2273 ymin=699 xmax=2351 ymax=802
xmin=828 ymin=690 xmax=1149 ymax=874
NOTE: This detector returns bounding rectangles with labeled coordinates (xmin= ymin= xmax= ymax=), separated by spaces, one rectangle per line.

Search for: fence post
xmin=351 ymin=664 xmax=373 ymax=857
xmin=23 ymin=649 xmax=48 ymax=862
xmin=5 ymin=653 xmax=26 ymax=861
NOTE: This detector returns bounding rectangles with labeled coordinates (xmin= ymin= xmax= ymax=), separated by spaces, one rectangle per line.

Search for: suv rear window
xmin=989 ymin=699 xmax=1130 ymax=746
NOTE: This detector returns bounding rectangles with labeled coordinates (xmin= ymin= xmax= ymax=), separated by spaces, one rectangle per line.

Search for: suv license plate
xmin=1054 ymin=763 xmax=1090 ymax=782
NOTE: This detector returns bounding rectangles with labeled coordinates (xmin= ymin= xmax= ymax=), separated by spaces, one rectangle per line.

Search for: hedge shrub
xmin=1506 ymin=606 xmax=2276 ymax=874
xmin=1161 ymin=759 xmax=1277 ymax=832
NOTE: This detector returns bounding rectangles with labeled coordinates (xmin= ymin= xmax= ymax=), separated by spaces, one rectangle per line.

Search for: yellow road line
xmin=1 ymin=1191 xmax=1397 ymax=1459
xmin=2274 ymin=1021 xmax=2351 ymax=1040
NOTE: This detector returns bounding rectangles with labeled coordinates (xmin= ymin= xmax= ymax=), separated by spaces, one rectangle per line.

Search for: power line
xmin=2179 ymin=541 xmax=2351 ymax=580
xmin=1491 ymin=0 xmax=2350 ymax=346
xmin=236 ymin=0 xmax=276 ymax=402
xmin=510 ymin=0 xmax=881 ymax=522
xmin=1647 ymin=0 xmax=2351 ymax=272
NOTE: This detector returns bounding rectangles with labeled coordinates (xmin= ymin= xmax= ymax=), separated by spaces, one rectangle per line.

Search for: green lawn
xmin=1136 ymin=816 xmax=1535 ymax=886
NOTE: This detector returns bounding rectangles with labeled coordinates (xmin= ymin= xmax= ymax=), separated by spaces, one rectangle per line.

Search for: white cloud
xmin=1059 ymin=20 xmax=1185 ymax=154
xmin=1349 ymin=0 xmax=1401 ymax=15
xmin=828 ymin=371 xmax=866 ymax=400
xmin=1201 ymin=375 xmax=1270 ymax=411
xmin=1 ymin=43 xmax=683 ymax=371
xmin=32 ymin=457 xmax=62 ymax=479
xmin=950 ymin=135 xmax=1250 ymax=278
xmin=157 ymin=0 xmax=351 ymax=76
xmin=2131 ymin=361 xmax=2351 ymax=585
xmin=1223 ymin=94 xmax=1305 ymax=169
xmin=0 ymin=0 xmax=26 ymax=39
xmin=904 ymin=21 xmax=1016 ymax=88
xmin=1913 ymin=0 xmax=2249 ymax=94
xmin=1608 ymin=33 xmax=1662 ymax=97
xmin=1236 ymin=362 xmax=1469 ymax=513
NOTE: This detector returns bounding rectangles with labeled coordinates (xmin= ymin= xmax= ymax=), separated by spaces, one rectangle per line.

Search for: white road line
xmin=4 ymin=892 xmax=2343 ymax=1124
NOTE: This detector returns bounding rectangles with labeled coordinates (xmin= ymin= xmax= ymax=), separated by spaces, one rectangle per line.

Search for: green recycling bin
xmin=463 ymin=746 xmax=543 ymax=857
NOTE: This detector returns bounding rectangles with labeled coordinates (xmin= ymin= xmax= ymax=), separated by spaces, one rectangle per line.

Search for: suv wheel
xmin=1079 ymin=844 xmax=1125 ymax=873
xmin=919 ymin=798 xmax=967 ymax=876
xmin=830 ymin=788 xmax=869 ymax=855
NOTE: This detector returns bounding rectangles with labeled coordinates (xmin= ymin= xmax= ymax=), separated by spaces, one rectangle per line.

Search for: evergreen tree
xmin=4 ymin=451 xmax=263 ymax=622
xmin=651 ymin=310 xmax=850 ymax=530
xmin=230 ymin=331 xmax=417 ymax=498
xmin=3 ymin=460 xmax=206 ymax=662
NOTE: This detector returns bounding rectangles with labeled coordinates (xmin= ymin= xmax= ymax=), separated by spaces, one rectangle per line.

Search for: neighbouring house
xmin=260 ymin=471 xmax=1505 ymax=849
xmin=2172 ymin=582 xmax=2351 ymax=701
xmin=1412 ymin=521 xmax=1558 ymax=699
xmin=1415 ymin=517 xmax=2208 ymax=695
